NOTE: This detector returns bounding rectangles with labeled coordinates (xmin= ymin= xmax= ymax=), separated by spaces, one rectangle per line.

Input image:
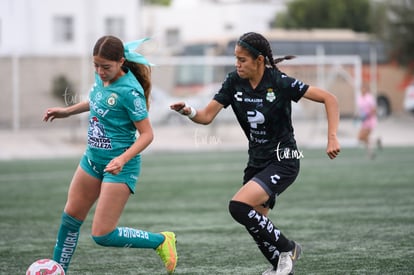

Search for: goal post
xmin=150 ymin=53 xmax=363 ymax=119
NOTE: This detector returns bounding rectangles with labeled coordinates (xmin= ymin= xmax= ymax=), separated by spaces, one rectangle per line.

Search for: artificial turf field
xmin=1 ymin=147 xmax=413 ymax=274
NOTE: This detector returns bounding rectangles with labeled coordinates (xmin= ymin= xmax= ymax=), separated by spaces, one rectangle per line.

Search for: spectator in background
xmin=357 ymin=83 xmax=381 ymax=159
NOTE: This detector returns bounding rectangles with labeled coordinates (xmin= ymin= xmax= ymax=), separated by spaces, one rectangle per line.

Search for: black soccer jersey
xmin=214 ymin=67 xmax=309 ymax=167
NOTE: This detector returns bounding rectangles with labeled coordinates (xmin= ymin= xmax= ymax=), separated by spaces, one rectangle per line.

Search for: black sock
xmin=246 ymin=227 xmax=280 ymax=266
xmin=229 ymin=200 xmax=294 ymax=265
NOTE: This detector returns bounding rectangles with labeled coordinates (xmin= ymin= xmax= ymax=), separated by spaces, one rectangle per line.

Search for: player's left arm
xmin=104 ymin=118 xmax=153 ymax=175
xmin=303 ymin=86 xmax=341 ymax=159
xmin=170 ymin=100 xmax=224 ymax=125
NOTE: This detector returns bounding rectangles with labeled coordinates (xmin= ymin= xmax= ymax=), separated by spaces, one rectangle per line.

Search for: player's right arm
xmin=43 ymin=101 xmax=90 ymax=122
xmin=170 ymin=100 xmax=223 ymax=125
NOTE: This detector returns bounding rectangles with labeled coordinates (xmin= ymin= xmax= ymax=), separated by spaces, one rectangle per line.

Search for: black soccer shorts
xmin=243 ymin=158 xmax=300 ymax=209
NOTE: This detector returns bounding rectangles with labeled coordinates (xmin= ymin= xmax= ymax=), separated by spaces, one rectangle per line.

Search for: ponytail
xmin=273 ymin=55 xmax=296 ymax=65
xmin=123 ymin=61 xmax=152 ymax=110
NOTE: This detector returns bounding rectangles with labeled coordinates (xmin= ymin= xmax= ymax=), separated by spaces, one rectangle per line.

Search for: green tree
xmin=274 ymin=0 xmax=414 ymax=66
xmin=142 ymin=0 xmax=171 ymax=5
xmin=381 ymin=0 xmax=414 ymax=66
xmin=274 ymin=0 xmax=372 ymax=32
xmin=52 ymin=75 xmax=72 ymax=104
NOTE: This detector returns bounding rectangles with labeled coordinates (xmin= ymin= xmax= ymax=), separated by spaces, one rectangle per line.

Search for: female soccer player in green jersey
xmin=43 ymin=35 xmax=177 ymax=274
xmin=171 ymin=32 xmax=340 ymax=275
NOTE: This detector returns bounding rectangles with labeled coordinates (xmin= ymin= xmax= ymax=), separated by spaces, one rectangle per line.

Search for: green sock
xmin=53 ymin=212 xmax=83 ymax=273
xmin=92 ymin=227 xmax=164 ymax=249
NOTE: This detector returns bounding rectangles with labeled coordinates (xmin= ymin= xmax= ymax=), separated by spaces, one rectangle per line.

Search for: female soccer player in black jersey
xmin=171 ymin=32 xmax=340 ymax=275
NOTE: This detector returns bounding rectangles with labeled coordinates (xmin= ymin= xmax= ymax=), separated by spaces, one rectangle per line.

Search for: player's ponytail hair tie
xmin=124 ymin=38 xmax=154 ymax=66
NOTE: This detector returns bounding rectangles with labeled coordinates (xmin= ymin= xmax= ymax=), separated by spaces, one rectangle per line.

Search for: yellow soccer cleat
xmin=156 ymin=232 xmax=178 ymax=274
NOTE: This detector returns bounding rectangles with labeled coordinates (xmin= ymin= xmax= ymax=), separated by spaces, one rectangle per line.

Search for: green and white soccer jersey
xmin=86 ymin=69 xmax=148 ymax=163
xmin=213 ymin=68 xmax=309 ymax=167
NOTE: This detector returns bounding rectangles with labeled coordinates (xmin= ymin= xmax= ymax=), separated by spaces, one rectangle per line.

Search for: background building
xmin=0 ymin=0 xmax=142 ymax=129
xmin=140 ymin=0 xmax=286 ymax=53
xmin=0 ymin=0 xmax=285 ymax=129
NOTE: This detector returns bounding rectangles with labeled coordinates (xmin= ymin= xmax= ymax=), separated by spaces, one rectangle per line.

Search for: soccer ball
xmin=26 ymin=259 xmax=65 ymax=275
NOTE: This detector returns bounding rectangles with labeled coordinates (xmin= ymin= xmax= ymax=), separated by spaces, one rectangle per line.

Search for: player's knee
xmin=228 ymin=200 xmax=253 ymax=225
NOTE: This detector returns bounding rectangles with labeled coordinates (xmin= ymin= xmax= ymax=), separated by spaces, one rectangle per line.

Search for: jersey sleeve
xmin=213 ymin=72 xmax=238 ymax=108
xmin=123 ymin=89 xmax=148 ymax=122
xmin=277 ymin=72 xmax=309 ymax=102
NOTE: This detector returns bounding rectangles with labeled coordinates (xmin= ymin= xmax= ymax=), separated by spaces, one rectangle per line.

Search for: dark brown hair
xmin=93 ymin=35 xmax=152 ymax=109
xmin=237 ymin=32 xmax=295 ymax=69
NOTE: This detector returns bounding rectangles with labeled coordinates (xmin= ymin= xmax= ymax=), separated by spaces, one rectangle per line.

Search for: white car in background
xmin=404 ymin=82 xmax=414 ymax=114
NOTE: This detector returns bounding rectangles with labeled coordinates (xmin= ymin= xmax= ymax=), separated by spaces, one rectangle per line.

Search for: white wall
xmin=0 ymin=0 xmax=141 ymax=56
xmin=141 ymin=0 xmax=286 ymax=48
xmin=0 ymin=0 xmax=287 ymax=56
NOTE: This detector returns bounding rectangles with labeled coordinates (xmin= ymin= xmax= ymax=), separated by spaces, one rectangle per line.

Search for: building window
xmin=166 ymin=28 xmax=180 ymax=47
xmin=53 ymin=16 xmax=74 ymax=43
xmin=105 ymin=17 xmax=125 ymax=39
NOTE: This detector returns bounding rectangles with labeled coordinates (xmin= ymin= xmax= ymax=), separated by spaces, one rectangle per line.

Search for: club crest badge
xmin=107 ymin=93 xmax=118 ymax=106
xmin=266 ymin=88 xmax=276 ymax=102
